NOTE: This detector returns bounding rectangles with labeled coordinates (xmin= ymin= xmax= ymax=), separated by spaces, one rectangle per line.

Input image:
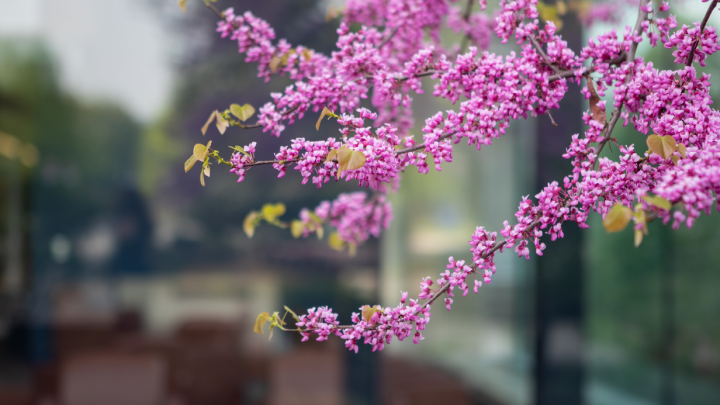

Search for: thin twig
xmin=459 ymin=0 xmax=474 ymax=52
xmin=378 ymin=27 xmax=400 ymax=49
xmin=686 ymin=0 xmax=719 ymax=66
xmin=530 ymin=35 xmax=561 ymax=74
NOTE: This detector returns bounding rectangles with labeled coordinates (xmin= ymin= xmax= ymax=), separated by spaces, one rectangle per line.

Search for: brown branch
xmin=378 ymin=27 xmax=400 ymax=49
xmin=628 ymin=1 xmax=649 ymax=64
xmin=686 ymin=0 xmax=719 ymax=66
xmin=530 ymin=35 xmax=561 ymax=74
xmin=459 ymin=0 xmax=474 ymax=52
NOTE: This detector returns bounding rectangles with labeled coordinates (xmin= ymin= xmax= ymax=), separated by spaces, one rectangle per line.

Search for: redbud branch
xmin=529 ymin=35 xmax=561 ymax=74
xmin=459 ymin=0 xmax=475 ymax=52
xmin=686 ymin=0 xmax=718 ymax=66
xmin=378 ymin=27 xmax=400 ymax=49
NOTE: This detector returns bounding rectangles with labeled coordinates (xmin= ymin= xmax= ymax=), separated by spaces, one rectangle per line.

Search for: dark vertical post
xmin=660 ymin=226 xmax=675 ymax=405
xmin=534 ymin=9 xmax=585 ymax=405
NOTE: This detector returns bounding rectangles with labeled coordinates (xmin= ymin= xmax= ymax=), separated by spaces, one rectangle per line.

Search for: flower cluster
xmin=198 ymin=0 xmax=720 ymax=352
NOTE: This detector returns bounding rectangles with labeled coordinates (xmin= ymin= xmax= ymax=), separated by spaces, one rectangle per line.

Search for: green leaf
xmin=244 ymin=211 xmax=261 ymax=238
xmin=642 ymin=195 xmax=671 ymax=210
xmin=634 ymin=229 xmax=644 ymax=247
xmin=184 ymin=155 xmax=198 ymax=173
xmin=201 ymin=111 xmax=218 ymax=135
xmin=361 ymin=305 xmax=378 ymax=323
xmin=193 ymin=141 xmax=212 ymax=161
xmin=291 ymin=220 xmax=304 ymax=238
xmin=253 ymin=312 xmax=271 ymax=334
xmin=215 ymin=114 xmax=229 ymax=135
xmin=326 ymin=149 xmax=338 ymax=162
xmin=230 ymin=104 xmax=255 ymax=122
xmin=328 ymin=232 xmax=346 ymax=251
xmin=646 ymin=134 xmax=677 ymax=160
xmin=284 ymin=305 xmax=301 ymax=322
xmin=302 ymin=49 xmax=313 ymax=62
xmin=262 ymin=203 xmax=286 ymax=222
xmin=603 ymin=204 xmax=633 ymax=233
xmin=316 ymin=107 xmax=330 ymax=131
xmin=336 ymin=147 xmax=366 ymax=179
xmin=281 ymin=49 xmax=296 ymax=66
xmin=269 ymin=56 xmax=282 ymax=73
xmin=677 ymin=143 xmax=687 ymax=159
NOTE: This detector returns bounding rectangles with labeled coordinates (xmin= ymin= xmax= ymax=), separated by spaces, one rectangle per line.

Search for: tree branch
xmin=686 ymin=0 xmax=719 ymax=66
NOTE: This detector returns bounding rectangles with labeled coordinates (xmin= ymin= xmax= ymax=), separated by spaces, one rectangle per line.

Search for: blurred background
xmin=0 ymin=0 xmax=719 ymax=404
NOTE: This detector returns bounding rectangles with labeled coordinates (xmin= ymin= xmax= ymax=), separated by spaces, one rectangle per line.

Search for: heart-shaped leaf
xmin=361 ymin=305 xmax=379 ymax=323
xmin=328 ymin=232 xmax=345 ymax=251
xmin=291 ymin=220 xmax=304 ymax=238
xmin=642 ymin=195 xmax=671 ymax=210
xmin=215 ymin=114 xmax=229 ymax=134
xmin=201 ymin=111 xmax=218 ymax=135
xmin=336 ymin=147 xmax=366 ymax=178
xmin=316 ymin=106 xmax=333 ymax=131
xmin=326 ymin=149 xmax=337 ymax=162
xmin=244 ymin=211 xmax=261 ymax=238
xmin=269 ymin=56 xmax=282 ymax=73
xmin=230 ymin=104 xmax=255 ymax=122
xmin=184 ymin=155 xmax=197 ymax=173
xmin=193 ymin=141 xmax=212 ymax=161
xmin=587 ymin=78 xmax=606 ymax=124
xmin=262 ymin=203 xmax=286 ymax=222
xmin=253 ymin=312 xmax=271 ymax=334
xmin=646 ymin=134 xmax=677 ymax=160
xmin=603 ymin=204 xmax=633 ymax=233
xmin=677 ymin=143 xmax=687 ymax=158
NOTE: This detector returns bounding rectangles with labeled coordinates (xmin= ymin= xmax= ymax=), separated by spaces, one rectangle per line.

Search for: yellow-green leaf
xmin=201 ymin=111 xmax=218 ymax=135
xmin=603 ymin=204 xmax=633 ymax=233
xmin=326 ymin=149 xmax=338 ymax=162
xmin=284 ymin=305 xmax=301 ymax=322
xmin=316 ymin=106 xmax=332 ymax=131
xmin=291 ymin=220 xmax=304 ymax=238
xmin=184 ymin=155 xmax=198 ymax=173
xmin=281 ymin=49 xmax=296 ymax=66
xmin=302 ymin=49 xmax=313 ymax=62
xmin=677 ymin=143 xmax=687 ymax=158
xmin=646 ymin=134 xmax=677 ymax=160
xmin=178 ymin=0 xmax=187 ymax=12
xmin=328 ymin=232 xmax=345 ymax=251
xmin=200 ymin=169 xmax=205 ymax=187
xmin=316 ymin=225 xmax=324 ymax=240
xmin=269 ymin=56 xmax=282 ymax=73
xmin=193 ymin=141 xmax=212 ymax=161
xmin=216 ymin=114 xmax=229 ymax=135
xmin=671 ymin=155 xmax=680 ymax=165
xmin=336 ymin=147 xmax=366 ymax=179
xmin=634 ymin=229 xmax=644 ymax=247
xmin=642 ymin=195 xmax=671 ymax=210
xmin=244 ymin=211 xmax=261 ymax=238
xmin=254 ymin=312 xmax=271 ymax=334
xmin=262 ymin=203 xmax=286 ymax=222
xmin=361 ymin=305 xmax=379 ymax=323
xmin=231 ymin=103 xmax=255 ymax=122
